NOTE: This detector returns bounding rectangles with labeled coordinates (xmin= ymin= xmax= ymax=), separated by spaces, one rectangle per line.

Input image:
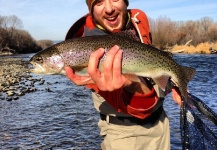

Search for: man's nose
xmin=104 ymin=0 xmax=115 ymax=14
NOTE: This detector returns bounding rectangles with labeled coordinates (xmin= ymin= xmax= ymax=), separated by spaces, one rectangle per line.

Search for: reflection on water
xmin=0 ymin=54 xmax=217 ymax=149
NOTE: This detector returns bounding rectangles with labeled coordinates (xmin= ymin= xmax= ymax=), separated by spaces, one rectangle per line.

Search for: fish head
xmin=29 ymin=49 xmax=65 ymax=75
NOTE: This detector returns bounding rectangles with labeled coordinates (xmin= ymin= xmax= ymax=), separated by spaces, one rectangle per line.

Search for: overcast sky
xmin=0 ymin=0 xmax=217 ymax=41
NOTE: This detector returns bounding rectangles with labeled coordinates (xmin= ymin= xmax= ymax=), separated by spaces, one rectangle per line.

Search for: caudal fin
xmin=181 ymin=66 xmax=196 ymax=83
xmin=178 ymin=66 xmax=196 ymax=100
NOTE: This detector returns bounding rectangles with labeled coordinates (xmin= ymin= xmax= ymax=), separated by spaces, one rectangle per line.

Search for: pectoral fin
xmin=152 ymin=75 xmax=170 ymax=91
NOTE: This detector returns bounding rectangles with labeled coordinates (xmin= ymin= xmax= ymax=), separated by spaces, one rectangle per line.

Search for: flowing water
xmin=0 ymin=54 xmax=217 ymax=150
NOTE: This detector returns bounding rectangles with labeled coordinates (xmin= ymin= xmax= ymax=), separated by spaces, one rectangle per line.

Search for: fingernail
xmin=99 ymin=48 xmax=105 ymax=53
xmin=115 ymin=45 xmax=120 ymax=50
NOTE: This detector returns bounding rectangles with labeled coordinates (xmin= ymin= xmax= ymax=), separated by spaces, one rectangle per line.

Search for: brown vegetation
xmin=0 ymin=15 xmax=53 ymax=54
xmin=149 ymin=16 xmax=217 ymax=53
xmin=171 ymin=42 xmax=217 ymax=54
xmin=37 ymin=40 xmax=54 ymax=50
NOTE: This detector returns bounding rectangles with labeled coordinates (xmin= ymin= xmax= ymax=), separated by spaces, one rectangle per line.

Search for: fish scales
xmin=30 ymin=34 xmax=196 ymax=100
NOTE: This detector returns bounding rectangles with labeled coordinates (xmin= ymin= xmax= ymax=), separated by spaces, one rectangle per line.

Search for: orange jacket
xmin=65 ymin=9 xmax=158 ymax=119
xmin=65 ymin=9 xmax=152 ymax=44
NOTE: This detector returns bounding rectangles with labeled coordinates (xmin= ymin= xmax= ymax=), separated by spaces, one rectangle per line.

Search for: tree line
xmin=1 ymin=15 xmax=217 ymax=54
xmin=149 ymin=16 xmax=217 ymax=50
xmin=0 ymin=15 xmax=53 ymax=54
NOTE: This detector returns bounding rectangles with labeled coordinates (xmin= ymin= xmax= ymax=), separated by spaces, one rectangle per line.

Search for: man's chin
xmin=104 ymin=25 xmax=123 ymax=32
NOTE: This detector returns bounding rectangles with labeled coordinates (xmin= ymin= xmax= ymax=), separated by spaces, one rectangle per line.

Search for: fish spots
xmin=30 ymin=34 xmax=195 ymax=100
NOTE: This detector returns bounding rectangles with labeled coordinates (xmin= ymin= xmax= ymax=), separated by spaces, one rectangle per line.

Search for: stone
xmin=7 ymin=91 xmax=15 ymax=96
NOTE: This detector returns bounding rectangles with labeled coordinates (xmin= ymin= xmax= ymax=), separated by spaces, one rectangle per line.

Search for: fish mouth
xmin=29 ymin=61 xmax=64 ymax=75
xmin=29 ymin=62 xmax=46 ymax=74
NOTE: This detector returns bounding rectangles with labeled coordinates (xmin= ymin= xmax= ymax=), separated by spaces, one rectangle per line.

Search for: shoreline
xmin=0 ymin=57 xmax=43 ymax=101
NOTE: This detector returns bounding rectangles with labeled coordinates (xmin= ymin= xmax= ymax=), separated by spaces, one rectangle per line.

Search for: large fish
xmin=29 ymin=32 xmax=196 ymax=100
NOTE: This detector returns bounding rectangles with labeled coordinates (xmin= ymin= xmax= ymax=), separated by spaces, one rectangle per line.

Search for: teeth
xmin=107 ymin=17 xmax=116 ymax=21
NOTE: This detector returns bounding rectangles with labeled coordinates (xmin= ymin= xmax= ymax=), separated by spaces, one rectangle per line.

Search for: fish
xmin=29 ymin=32 xmax=196 ymax=100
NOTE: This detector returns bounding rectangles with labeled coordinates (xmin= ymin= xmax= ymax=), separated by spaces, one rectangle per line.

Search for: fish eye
xmin=35 ymin=56 xmax=43 ymax=63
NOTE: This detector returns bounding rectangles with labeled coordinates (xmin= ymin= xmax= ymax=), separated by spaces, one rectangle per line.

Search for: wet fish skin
xmin=30 ymin=34 xmax=196 ymax=100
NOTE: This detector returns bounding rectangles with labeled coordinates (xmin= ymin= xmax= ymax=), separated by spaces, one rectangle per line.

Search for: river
xmin=0 ymin=54 xmax=217 ymax=150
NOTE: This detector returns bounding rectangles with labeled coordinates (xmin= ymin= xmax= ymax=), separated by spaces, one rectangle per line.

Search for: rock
xmin=6 ymin=97 xmax=13 ymax=101
xmin=0 ymin=97 xmax=5 ymax=100
xmin=47 ymin=82 xmax=52 ymax=85
xmin=6 ymin=90 xmax=15 ymax=96
xmin=39 ymin=79 xmax=45 ymax=85
xmin=29 ymin=88 xmax=37 ymax=92
xmin=0 ymin=57 xmax=46 ymax=101
xmin=45 ymin=87 xmax=52 ymax=92
xmin=9 ymin=86 xmax=17 ymax=90
xmin=13 ymin=96 xmax=19 ymax=100
xmin=17 ymin=92 xmax=25 ymax=96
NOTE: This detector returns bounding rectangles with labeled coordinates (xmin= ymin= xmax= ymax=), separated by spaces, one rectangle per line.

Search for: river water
xmin=0 ymin=54 xmax=217 ymax=150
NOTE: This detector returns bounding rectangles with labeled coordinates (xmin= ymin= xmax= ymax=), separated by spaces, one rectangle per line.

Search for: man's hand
xmin=64 ymin=45 xmax=130 ymax=89
xmin=87 ymin=45 xmax=132 ymax=91
xmin=65 ymin=45 xmax=151 ymax=94
xmin=64 ymin=67 xmax=94 ymax=85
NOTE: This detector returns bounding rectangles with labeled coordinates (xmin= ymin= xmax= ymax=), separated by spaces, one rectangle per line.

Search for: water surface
xmin=0 ymin=54 xmax=217 ymax=149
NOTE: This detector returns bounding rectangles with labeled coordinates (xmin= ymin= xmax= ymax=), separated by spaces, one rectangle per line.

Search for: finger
xmin=103 ymin=45 xmax=120 ymax=85
xmin=64 ymin=66 xmax=93 ymax=85
xmin=112 ymin=48 xmax=126 ymax=89
xmin=65 ymin=66 xmax=75 ymax=80
xmin=88 ymin=48 xmax=104 ymax=76
xmin=87 ymin=48 xmax=105 ymax=87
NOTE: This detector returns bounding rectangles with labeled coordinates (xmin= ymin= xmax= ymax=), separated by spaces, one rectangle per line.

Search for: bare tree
xmin=150 ymin=16 xmax=178 ymax=49
xmin=0 ymin=15 xmax=42 ymax=53
xmin=12 ymin=29 xmax=41 ymax=53
xmin=149 ymin=16 xmax=217 ymax=50
xmin=37 ymin=40 xmax=54 ymax=49
xmin=200 ymin=17 xmax=213 ymax=32
xmin=0 ymin=15 xmax=23 ymax=48
xmin=207 ymin=23 xmax=217 ymax=42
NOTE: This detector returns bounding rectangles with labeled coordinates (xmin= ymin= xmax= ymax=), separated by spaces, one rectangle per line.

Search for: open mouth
xmin=105 ymin=15 xmax=118 ymax=24
xmin=107 ymin=16 xmax=117 ymax=21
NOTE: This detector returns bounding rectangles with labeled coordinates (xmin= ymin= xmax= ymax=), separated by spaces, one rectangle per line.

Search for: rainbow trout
xmin=30 ymin=33 xmax=196 ymax=100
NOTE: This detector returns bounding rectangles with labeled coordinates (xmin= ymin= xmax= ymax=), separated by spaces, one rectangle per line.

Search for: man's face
xmin=92 ymin=0 xmax=128 ymax=32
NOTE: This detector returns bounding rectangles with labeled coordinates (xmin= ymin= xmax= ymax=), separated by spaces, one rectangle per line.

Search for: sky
xmin=0 ymin=0 xmax=217 ymax=41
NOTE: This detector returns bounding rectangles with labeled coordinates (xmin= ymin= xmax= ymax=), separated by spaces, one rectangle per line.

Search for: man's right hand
xmin=64 ymin=67 xmax=94 ymax=85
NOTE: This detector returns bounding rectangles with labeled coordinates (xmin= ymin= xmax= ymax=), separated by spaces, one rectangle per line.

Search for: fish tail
xmin=181 ymin=66 xmax=196 ymax=83
xmin=179 ymin=66 xmax=196 ymax=100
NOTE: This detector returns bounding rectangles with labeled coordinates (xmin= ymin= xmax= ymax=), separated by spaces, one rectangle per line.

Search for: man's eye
xmin=95 ymin=0 xmax=103 ymax=6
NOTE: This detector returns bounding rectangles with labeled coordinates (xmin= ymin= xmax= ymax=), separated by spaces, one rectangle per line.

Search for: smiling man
xmin=89 ymin=0 xmax=128 ymax=32
xmin=64 ymin=0 xmax=176 ymax=149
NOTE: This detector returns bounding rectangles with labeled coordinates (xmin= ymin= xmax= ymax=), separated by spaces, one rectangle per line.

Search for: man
xmin=65 ymin=0 xmax=181 ymax=149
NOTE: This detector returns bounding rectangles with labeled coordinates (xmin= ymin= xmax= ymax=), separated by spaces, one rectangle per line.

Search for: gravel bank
xmin=0 ymin=57 xmax=46 ymax=101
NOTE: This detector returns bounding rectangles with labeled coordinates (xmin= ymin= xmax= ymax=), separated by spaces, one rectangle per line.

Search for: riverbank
xmin=0 ymin=57 xmax=44 ymax=101
xmin=170 ymin=42 xmax=217 ymax=54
